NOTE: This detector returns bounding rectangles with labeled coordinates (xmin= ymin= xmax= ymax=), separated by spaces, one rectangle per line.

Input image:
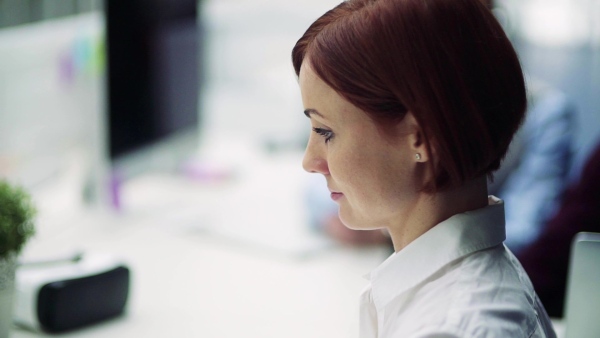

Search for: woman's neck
xmin=388 ymin=176 xmax=489 ymax=252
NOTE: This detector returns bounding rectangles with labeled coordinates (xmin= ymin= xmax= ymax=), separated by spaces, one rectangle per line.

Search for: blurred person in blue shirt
xmin=517 ymin=138 xmax=600 ymax=317
xmin=492 ymin=82 xmax=575 ymax=254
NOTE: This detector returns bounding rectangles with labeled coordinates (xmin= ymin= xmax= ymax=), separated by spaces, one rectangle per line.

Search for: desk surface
xmin=11 ymin=153 xmax=393 ymax=338
xmin=12 ymin=207 xmax=391 ymax=338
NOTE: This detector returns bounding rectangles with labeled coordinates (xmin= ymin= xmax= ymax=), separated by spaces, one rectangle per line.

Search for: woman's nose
xmin=302 ymin=138 xmax=329 ymax=175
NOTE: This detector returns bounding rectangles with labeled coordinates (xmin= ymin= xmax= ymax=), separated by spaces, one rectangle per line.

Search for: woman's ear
xmin=402 ymin=111 xmax=431 ymax=163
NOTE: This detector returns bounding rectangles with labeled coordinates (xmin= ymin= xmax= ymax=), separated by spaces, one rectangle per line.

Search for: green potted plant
xmin=0 ymin=179 xmax=36 ymax=337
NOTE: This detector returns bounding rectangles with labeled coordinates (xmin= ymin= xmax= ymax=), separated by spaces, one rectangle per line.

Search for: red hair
xmin=292 ymin=0 xmax=526 ymax=192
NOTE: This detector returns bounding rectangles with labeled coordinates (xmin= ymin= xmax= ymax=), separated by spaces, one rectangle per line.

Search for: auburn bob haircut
xmin=292 ymin=0 xmax=526 ymax=192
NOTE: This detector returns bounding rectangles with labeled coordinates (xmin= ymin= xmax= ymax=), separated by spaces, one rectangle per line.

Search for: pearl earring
xmin=415 ymin=153 xmax=422 ymax=161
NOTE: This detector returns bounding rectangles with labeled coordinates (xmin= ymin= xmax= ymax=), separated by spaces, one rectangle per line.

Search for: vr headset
xmin=14 ymin=252 xmax=130 ymax=333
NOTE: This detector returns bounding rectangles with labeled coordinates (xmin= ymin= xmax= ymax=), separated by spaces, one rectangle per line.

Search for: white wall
xmin=199 ymin=0 xmax=341 ymax=146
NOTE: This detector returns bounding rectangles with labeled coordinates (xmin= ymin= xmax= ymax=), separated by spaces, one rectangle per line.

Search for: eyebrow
xmin=304 ymin=108 xmax=325 ymax=119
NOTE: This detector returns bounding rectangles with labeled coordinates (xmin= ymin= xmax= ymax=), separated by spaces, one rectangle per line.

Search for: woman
xmin=292 ymin=0 xmax=557 ymax=337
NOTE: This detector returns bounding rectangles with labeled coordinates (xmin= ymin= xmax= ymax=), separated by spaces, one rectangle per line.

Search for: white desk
xmin=12 ymin=208 xmax=390 ymax=338
xmin=11 ymin=151 xmax=392 ymax=338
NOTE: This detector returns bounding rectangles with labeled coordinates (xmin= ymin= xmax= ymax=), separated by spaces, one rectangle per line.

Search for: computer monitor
xmin=564 ymin=232 xmax=600 ymax=338
xmin=0 ymin=11 xmax=104 ymax=192
xmin=102 ymin=0 xmax=201 ymax=209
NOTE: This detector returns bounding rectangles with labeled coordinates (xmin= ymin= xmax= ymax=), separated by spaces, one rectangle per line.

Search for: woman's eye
xmin=312 ymin=127 xmax=334 ymax=143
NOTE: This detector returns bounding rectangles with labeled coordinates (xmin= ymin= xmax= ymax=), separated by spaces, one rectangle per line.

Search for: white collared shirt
xmin=360 ymin=197 xmax=557 ymax=338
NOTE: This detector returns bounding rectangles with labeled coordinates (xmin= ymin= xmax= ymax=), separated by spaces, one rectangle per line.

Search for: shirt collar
xmin=366 ymin=196 xmax=506 ymax=311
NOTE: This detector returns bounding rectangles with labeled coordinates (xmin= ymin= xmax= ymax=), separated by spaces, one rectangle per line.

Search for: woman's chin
xmin=338 ymin=212 xmax=366 ymax=231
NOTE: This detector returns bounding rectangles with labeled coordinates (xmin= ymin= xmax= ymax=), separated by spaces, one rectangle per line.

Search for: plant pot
xmin=0 ymin=253 xmax=17 ymax=338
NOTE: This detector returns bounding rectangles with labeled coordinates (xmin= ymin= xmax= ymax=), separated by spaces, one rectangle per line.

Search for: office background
xmin=0 ymin=0 xmax=599 ymax=337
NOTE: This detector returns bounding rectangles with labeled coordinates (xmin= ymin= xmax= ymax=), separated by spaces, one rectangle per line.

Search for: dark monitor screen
xmin=105 ymin=0 xmax=200 ymax=160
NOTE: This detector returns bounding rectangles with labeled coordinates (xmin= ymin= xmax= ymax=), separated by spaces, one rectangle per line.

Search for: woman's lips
xmin=330 ymin=192 xmax=343 ymax=201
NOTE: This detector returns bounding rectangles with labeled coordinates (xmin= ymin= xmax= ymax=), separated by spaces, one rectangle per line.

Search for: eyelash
xmin=312 ymin=127 xmax=334 ymax=143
